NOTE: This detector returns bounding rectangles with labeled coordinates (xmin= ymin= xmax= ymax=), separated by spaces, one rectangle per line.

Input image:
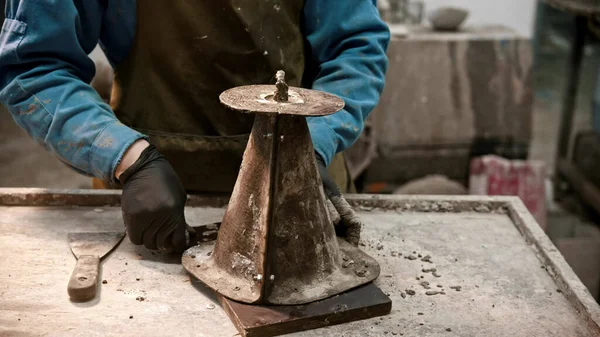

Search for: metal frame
xmin=553 ymin=12 xmax=600 ymax=215
xmin=543 ymin=0 xmax=600 ymax=16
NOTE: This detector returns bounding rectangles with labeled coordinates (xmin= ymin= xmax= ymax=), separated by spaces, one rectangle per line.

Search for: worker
xmin=0 ymin=1 xmax=390 ymax=253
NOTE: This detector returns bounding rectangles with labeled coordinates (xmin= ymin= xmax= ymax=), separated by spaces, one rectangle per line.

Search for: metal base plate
xmin=218 ymin=282 xmax=392 ymax=337
xmin=182 ymin=238 xmax=380 ymax=305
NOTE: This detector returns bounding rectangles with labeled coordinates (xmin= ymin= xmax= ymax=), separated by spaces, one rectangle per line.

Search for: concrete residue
xmin=231 ymin=252 xmax=256 ymax=279
xmin=349 ymin=198 xmax=509 ymax=214
xmin=425 ymin=291 xmax=442 ymax=296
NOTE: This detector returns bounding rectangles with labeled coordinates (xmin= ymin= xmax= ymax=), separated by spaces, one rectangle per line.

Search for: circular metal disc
xmin=219 ymin=85 xmax=345 ymax=116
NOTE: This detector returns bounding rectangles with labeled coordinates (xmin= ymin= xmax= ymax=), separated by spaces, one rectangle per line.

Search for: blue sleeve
xmin=303 ymin=0 xmax=390 ymax=166
xmin=0 ymin=0 xmax=145 ymax=182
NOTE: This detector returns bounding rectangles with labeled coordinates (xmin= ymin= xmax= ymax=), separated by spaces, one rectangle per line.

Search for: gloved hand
xmin=119 ymin=145 xmax=188 ymax=254
xmin=315 ymin=155 xmax=362 ymax=246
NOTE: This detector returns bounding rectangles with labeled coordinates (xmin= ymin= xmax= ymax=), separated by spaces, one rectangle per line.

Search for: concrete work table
xmin=1 ymin=189 xmax=599 ymax=336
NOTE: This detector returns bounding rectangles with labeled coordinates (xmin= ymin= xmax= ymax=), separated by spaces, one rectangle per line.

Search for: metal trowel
xmin=67 ymin=231 xmax=124 ymax=302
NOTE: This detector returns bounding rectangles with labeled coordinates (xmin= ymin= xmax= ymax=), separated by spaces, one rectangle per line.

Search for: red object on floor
xmin=469 ymin=155 xmax=547 ymax=230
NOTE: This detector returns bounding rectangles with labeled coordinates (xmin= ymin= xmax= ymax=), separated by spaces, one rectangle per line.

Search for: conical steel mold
xmin=183 ymin=71 xmax=380 ymax=305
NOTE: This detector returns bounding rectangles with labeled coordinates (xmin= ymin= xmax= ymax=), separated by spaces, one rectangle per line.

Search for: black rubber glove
xmin=119 ymin=145 xmax=188 ymax=254
xmin=315 ymin=155 xmax=362 ymax=246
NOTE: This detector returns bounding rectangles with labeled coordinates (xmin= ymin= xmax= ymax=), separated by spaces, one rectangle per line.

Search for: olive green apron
xmin=105 ymin=0 xmax=354 ymax=193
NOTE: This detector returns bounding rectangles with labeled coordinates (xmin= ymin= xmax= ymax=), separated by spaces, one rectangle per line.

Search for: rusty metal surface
xmin=186 ymin=73 xmax=378 ymax=305
xmin=2 ymin=194 xmax=600 ymax=336
xmin=190 ymin=114 xmax=276 ymax=304
xmin=184 ymin=237 xmax=380 ymax=305
xmin=273 ymin=70 xmax=289 ymax=102
xmin=184 ymin=113 xmax=379 ymax=305
xmin=68 ymin=232 xmax=125 ymax=259
xmin=219 ymin=85 xmax=344 ymax=116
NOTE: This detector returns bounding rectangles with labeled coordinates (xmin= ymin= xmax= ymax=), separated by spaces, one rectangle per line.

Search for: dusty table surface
xmin=1 ymin=193 xmax=599 ymax=337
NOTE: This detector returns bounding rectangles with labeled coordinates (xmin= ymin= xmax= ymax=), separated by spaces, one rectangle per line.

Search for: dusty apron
xmin=94 ymin=0 xmax=354 ymax=193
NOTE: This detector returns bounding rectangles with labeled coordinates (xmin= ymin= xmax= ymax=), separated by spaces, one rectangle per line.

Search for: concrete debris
xmin=355 ymin=269 xmax=367 ymax=277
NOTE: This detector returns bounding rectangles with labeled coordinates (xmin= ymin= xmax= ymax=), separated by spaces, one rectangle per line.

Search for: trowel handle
xmin=67 ymin=255 xmax=100 ymax=302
